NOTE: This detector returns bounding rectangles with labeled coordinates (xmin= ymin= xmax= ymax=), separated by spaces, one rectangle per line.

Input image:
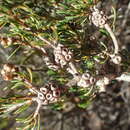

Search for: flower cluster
xmin=53 ymin=44 xmax=73 ymax=68
xmin=1 ymin=64 xmax=19 ymax=81
xmin=0 ymin=36 xmax=20 ymax=47
xmin=77 ymin=72 xmax=95 ymax=88
xmin=37 ymin=82 xmax=62 ymax=105
xmin=90 ymin=7 xmax=108 ymax=28
xmin=0 ymin=37 xmax=12 ymax=47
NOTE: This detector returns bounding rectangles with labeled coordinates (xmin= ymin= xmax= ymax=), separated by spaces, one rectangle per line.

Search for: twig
xmin=5 ymin=100 xmax=32 ymax=112
xmin=33 ymin=98 xmax=42 ymax=118
xmin=22 ymin=78 xmax=43 ymax=95
xmin=105 ymin=23 xmax=119 ymax=54
xmin=37 ymin=35 xmax=56 ymax=49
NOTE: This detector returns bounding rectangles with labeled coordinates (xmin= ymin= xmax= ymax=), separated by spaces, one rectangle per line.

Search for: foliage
xmin=0 ymin=0 xmax=130 ymax=129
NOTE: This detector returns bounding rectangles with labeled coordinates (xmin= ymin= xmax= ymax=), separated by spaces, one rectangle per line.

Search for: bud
xmin=0 ymin=37 xmax=18 ymax=47
xmin=40 ymin=87 xmax=48 ymax=94
xmin=96 ymin=77 xmax=110 ymax=92
xmin=43 ymin=57 xmax=59 ymax=71
xmin=53 ymin=89 xmax=60 ymax=97
xmin=65 ymin=54 xmax=72 ymax=61
xmin=82 ymin=73 xmax=91 ymax=80
xmin=110 ymin=54 xmax=121 ymax=64
xmin=77 ymin=78 xmax=90 ymax=88
xmin=61 ymin=48 xmax=68 ymax=56
xmin=50 ymin=83 xmax=57 ymax=91
xmin=89 ymin=77 xmax=96 ymax=84
xmin=1 ymin=64 xmax=18 ymax=81
xmin=46 ymin=92 xmax=53 ymax=100
xmin=38 ymin=92 xmax=45 ymax=100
